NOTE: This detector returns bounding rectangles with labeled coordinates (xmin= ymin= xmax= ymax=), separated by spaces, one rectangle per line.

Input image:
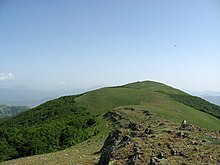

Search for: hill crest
xmin=0 ymin=80 xmax=219 ymax=164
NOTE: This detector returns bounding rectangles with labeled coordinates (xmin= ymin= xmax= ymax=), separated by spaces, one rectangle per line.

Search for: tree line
xmin=0 ymin=95 xmax=98 ymax=162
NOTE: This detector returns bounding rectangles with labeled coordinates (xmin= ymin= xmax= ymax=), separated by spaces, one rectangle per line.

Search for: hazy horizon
xmin=0 ymin=0 xmax=220 ymax=91
xmin=1 ymin=80 xmax=220 ymax=107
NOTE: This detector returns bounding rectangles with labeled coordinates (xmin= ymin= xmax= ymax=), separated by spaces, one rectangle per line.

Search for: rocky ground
xmin=1 ymin=107 xmax=219 ymax=165
xmin=97 ymin=107 xmax=220 ymax=165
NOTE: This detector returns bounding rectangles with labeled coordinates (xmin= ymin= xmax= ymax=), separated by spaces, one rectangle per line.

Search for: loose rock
xmin=180 ymin=120 xmax=194 ymax=131
xmin=149 ymin=157 xmax=159 ymax=165
xmin=128 ymin=122 xmax=142 ymax=131
xmin=157 ymin=151 xmax=164 ymax=159
xmin=98 ymin=130 xmax=122 ymax=165
xmin=143 ymin=110 xmax=152 ymax=116
xmin=144 ymin=128 xmax=154 ymax=134
xmin=176 ymin=131 xmax=189 ymax=138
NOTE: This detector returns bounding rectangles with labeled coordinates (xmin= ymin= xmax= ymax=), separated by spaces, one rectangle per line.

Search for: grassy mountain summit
xmin=75 ymin=81 xmax=220 ymax=129
xmin=0 ymin=81 xmax=220 ymax=164
xmin=122 ymin=80 xmax=185 ymax=94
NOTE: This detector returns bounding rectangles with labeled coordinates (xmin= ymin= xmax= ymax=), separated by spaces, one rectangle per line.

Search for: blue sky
xmin=0 ymin=0 xmax=220 ymax=91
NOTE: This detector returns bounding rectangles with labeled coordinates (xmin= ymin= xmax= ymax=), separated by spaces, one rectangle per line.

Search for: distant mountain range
xmin=201 ymin=96 xmax=220 ymax=106
xmin=189 ymin=91 xmax=220 ymax=106
xmin=0 ymin=88 xmax=84 ymax=107
xmin=1 ymin=86 xmax=219 ymax=107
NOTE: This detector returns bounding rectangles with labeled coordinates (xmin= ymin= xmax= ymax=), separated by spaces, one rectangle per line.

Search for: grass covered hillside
xmin=75 ymin=81 xmax=220 ymax=129
xmin=0 ymin=81 xmax=220 ymax=164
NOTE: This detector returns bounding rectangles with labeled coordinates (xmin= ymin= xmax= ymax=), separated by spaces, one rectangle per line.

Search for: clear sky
xmin=0 ymin=0 xmax=220 ymax=91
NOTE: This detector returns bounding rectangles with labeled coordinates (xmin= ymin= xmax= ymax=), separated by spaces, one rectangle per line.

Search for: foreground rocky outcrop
xmin=97 ymin=108 xmax=220 ymax=165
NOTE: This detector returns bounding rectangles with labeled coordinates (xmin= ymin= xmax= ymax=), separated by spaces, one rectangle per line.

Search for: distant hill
xmin=0 ymin=105 xmax=29 ymax=118
xmin=0 ymin=88 xmax=83 ymax=107
xmin=190 ymin=91 xmax=220 ymax=106
xmin=0 ymin=80 xmax=219 ymax=164
xmin=202 ymin=96 xmax=220 ymax=106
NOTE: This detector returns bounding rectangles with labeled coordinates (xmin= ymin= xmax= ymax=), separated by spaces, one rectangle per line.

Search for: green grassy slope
xmin=75 ymin=82 xmax=220 ymax=130
xmin=122 ymin=80 xmax=186 ymax=94
xmin=0 ymin=80 xmax=219 ymax=163
xmin=166 ymin=93 xmax=220 ymax=119
xmin=75 ymin=87 xmax=160 ymax=114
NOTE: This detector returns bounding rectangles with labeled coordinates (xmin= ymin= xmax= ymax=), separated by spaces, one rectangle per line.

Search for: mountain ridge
xmin=0 ymin=80 xmax=219 ymax=164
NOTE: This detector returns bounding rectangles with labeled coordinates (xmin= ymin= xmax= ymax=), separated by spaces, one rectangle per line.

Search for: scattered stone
xmin=157 ymin=151 xmax=165 ymax=159
xmin=176 ymin=131 xmax=189 ymax=138
xmin=143 ymin=110 xmax=152 ymax=116
xmin=193 ymin=147 xmax=198 ymax=151
xmin=118 ymin=115 xmax=126 ymax=120
xmin=128 ymin=122 xmax=142 ymax=131
xmin=149 ymin=157 xmax=159 ymax=165
xmin=202 ymin=139 xmax=207 ymax=143
xmin=166 ymin=130 xmax=174 ymax=134
xmin=181 ymin=120 xmax=187 ymax=127
xmin=127 ymin=154 xmax=139 ymax=165
xmin=149 ymin=143 xmax=153 ymax=148
xmin=171 ymin=149 xmax=180 ymax=156
xmin=114 ymin=154 xmax=121 ymax=160
xmin=130 ymin=131 xmax=139 ymax=137
xmin=97 ymin=115 xmax=218 ymax=164
xmin=125 ymin=107 xmax=135 ymax=111
xmin=171 ymin=149 xmax=182 ymax=156
xmin=127 ymin=143 xmax=143 ymax=165
xmin=103 ymin=111 xmax=127 ymax=124
xmin=98 ymin=130 xmax=122 ymax=165
xmin=159 ymin=122 xmax=164 ymax=126
xmin=191 ymin=141 xmax=198 ymax=145
xmin=133 ymin=143 xmax=142 ymax=154
xmin=98 ymin=146 xmax=115 ymax=165
xmin=103 ymin=111 xmax=118 ymax=123
xmin=144 ymin=128 xmax=154 ymax=134
xmin=167 ymin=143 xmax=173 ymax=149
xmin=150 ymin=135 xmax=156 ymax=138
xmin=101 ymin=130 xmax=122 ymax=149
xmin=168 ymin=138 xmax=174 ymax=142
xmin=180 ymin=120 xmax=194 ymax=131
xmin=119 ymin=135 xmax=132 ymax=147
xmin=171 ymin=149 xmax=188 ymax=158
